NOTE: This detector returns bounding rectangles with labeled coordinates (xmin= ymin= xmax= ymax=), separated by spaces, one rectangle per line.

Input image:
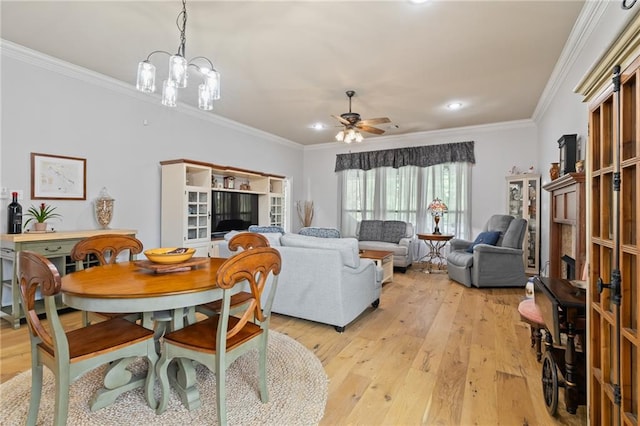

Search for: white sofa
xmin=219 ymin=232 xmax=381 ymax=332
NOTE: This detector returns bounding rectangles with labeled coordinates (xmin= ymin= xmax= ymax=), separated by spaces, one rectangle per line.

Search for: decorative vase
xmin=575 ymin=160 xmax=584 ymax=173
xmin=95 ymin=187 xmax=114 ymax=229
xmin=33 ymin=222 xmax=47 ymax=232
xmin=549 ymin=162 xmax=560 ymax=180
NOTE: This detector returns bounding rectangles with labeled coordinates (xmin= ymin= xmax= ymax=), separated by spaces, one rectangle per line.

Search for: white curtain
xmin=338 ymin=162 xmax=472 ymax=260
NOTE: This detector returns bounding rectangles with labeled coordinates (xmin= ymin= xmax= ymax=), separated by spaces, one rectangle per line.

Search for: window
xmin=339 ymin=162 xmax=471 ymax=240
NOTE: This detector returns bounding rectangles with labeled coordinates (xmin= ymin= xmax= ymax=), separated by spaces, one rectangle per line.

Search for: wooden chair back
xmin=216 ymin=247 xmax=281 ymax=340
xmin=228 ymin=232 xmax=269 ymax=252
xmin=19 ymin=250 xmax=63 ymax=354
xmin=71 ymin=234 xmax=143 ymax=269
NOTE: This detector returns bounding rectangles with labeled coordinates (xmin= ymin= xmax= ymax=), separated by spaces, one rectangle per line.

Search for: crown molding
xmin=532 ymin=0 xmax=611 ymax=122
xmin=0 ymin=39 xmax=303 ymax=151
xmin=575 ymin=7 xmax=640 ymax=101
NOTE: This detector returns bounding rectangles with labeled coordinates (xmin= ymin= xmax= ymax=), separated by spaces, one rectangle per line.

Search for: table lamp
xmin=427 ymin=198 xmax=448 ymax=235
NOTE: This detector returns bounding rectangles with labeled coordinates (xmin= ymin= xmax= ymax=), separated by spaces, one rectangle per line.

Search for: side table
xmin=359 ymin=249 xmax=394 ymax=283
xmin=416 ymin=233 xmax=454 ymax=273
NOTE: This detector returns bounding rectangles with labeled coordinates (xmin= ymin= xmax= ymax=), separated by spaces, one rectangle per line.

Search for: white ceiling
xmin=1 ymin=1 xmax=585 ymax=146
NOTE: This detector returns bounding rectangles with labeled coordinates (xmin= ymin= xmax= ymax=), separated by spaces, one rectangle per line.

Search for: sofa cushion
xmin=466 ymin=231 xmax=501 ymax=253
xmin=299 ymin=227 xmax=341 ymax=238
xmin=357 ymin=241 xmax=408 ymax=257
xmin=358 ymin=220 xmax=383 ymax=241
xmin=280 ymin=233 xmax=360 ymax=268
xmin=382 ymin=221 xmax=407 ymax=243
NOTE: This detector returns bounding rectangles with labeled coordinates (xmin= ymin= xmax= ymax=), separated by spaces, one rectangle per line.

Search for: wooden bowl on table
xmin=144 ymin=247 xmax=195 ymax=264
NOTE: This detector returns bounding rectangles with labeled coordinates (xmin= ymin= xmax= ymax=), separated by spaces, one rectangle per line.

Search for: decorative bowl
xmin=144 ymin=247 xmax=196 ymax=264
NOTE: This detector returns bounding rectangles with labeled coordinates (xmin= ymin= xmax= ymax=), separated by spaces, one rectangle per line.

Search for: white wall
xmin=534 ymin=2 xmax=636 ymax=273
xmin=0 ymin=42 xmax=304 ymax=249
xmin=2 ymin=1 xmax=635 ymax=268
xmin=302 ymin=120 xmax=538 ymax=238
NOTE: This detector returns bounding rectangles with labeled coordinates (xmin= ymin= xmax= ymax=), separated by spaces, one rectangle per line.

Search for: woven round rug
xmin=1 ymin=331 xmax=327 ymax=425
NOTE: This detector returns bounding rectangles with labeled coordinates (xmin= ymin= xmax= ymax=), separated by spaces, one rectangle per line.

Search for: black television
xmin=211 ymin=191 xmax=259 ymax=237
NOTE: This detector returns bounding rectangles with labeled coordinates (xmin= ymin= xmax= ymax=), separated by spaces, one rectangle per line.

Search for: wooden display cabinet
xmin=575 ymin=15 xmax=640 ymax=424
xmin=506 ymin=173 xmax=541 ymax=274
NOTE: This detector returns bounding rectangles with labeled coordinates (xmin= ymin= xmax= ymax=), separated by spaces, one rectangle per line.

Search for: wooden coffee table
xmin=359 ymin=249 xmax=393 ymax=283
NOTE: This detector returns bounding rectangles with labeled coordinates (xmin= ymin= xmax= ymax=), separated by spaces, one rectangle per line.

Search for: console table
xmin=416 ymin=233 xmax=454 ymax=273
xmin=0 ymin=229 xmax=136 ymax=328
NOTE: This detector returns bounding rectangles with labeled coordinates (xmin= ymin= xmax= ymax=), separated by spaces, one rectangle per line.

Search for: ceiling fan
xmin=332 ymin=90 xmax=391 ymax=142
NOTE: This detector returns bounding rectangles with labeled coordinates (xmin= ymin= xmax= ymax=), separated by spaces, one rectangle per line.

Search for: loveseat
xmin=355 ymin=220 xmax=416 ymax=271
xmin=219 ymin=232 xmax=381 ymax=332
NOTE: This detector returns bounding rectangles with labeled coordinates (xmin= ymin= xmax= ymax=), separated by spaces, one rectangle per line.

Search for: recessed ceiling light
xmin=447 ymin=102 xmax=463 ymax=110
xmin=409 ymin=0 xmax=429 ymax=4
xmin=311 ymin=123 xmax=325 ymax=130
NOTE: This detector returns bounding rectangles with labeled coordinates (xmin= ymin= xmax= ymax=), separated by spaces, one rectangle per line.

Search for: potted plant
xmin=24 ymin=202 xmax=61 ymax=231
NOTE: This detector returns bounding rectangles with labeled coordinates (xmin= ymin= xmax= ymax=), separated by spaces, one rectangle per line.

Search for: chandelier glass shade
xmin=335 ymin=127 xmax=363 ymax=143
xmin=135 ymin=0 xmax=220 ymax=111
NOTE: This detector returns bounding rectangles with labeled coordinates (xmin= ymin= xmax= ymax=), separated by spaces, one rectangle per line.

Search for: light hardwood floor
xmin=1 ymin=265 xmax=587 ymax=425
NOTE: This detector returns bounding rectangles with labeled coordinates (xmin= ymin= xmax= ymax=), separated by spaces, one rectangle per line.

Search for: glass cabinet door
xmin=506 ymin=175 xmax=540 ymax=275
xmin=270 ymin=195 xmax=283 ymax=227
xmin=508 ymin=181 xmax=524 ymax=217
xmin=186 ymin=190 xmax=210 ymax=242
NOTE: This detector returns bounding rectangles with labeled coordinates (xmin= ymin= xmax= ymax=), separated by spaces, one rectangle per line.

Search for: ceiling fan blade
xmin=331 ymin=114 xmax=350 ymax=126
xmin=358 ymin=117 xmax=391 ymax=126
xmin=357 ymin=124 xmax=385 ymax=135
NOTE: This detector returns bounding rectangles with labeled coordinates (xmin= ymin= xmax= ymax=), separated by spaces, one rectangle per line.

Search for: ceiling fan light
xmin=355 ymin=132 xmax=364 ymax=143
xmin=335 ymin=130 xmax=345 ymax=141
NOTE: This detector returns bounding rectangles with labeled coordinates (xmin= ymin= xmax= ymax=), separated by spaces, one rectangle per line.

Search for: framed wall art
xmin=31 ymin=152 xmax=86 ymax=200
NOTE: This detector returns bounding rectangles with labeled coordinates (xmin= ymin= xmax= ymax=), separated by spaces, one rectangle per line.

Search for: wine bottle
xmin=7 ymin=192 xmax=22 ymax=234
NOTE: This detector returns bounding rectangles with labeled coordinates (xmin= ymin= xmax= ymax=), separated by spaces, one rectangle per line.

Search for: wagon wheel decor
xmin=542 ymin=351 xmax=560 ymax=416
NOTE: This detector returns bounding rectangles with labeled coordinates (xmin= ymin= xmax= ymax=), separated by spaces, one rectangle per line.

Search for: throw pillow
xmin=466 ymin=231 xmax=501 ymax=253
xmin=248 ymin=225 xmax=285 ymax=234
xmin=381 ymin=221 xmax=407 ymax=243
xmin=299 ymin=227 xmax=341 ymax=238
xmin=358 ymin=220 xmax=383 ymax=241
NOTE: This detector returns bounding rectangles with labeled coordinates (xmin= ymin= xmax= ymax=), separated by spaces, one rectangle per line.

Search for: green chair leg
xmin=26 ymin=364 xmax=43 ymax=426
xmin=54 ymin=371 xmax=71 ymax=426
xmin=216 ymin=358 xmax=227 ymax=426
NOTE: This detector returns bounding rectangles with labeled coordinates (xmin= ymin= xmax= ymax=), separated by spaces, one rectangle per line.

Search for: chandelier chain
xmin=176 ymin=0 xmax=187 ymax=57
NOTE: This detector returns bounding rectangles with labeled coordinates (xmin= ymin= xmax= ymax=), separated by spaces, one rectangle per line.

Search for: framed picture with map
xmin=31 ymin=152 xmax=86 ymax=200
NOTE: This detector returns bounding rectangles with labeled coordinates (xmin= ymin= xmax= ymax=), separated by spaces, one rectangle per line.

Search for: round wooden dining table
xmin=62 ymin=257 xmax=226 ymax=328
xmin=61 ymin=257 xmax=228 ymax=411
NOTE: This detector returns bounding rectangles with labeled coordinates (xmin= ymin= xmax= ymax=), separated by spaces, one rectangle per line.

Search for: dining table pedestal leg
xmin=168 ymin=359 xmax=201 ymax=410
xmin=90 ymin=349 xmax=157 ymax=411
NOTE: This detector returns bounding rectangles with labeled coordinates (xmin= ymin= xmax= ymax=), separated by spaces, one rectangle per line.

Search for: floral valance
xmin=334 ymin=141 xmax=475 ymax=172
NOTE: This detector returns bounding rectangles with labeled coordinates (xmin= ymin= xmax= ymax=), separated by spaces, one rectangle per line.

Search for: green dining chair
xmin=70 ymin=234 xmax=144 ymax=326
xmin=196 ymin=232 xmax=270 ymax=317
xmin=156 ymin=247 xmax=282 ymax=425
xmin=19 ymin=251 xmax=158 ymax=426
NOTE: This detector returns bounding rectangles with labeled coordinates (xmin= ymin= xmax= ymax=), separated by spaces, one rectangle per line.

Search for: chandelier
xmin=335 ymin=127 xmax=363 ymax=143
xmin=135 ymin=0 xmax=220 ymax=110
